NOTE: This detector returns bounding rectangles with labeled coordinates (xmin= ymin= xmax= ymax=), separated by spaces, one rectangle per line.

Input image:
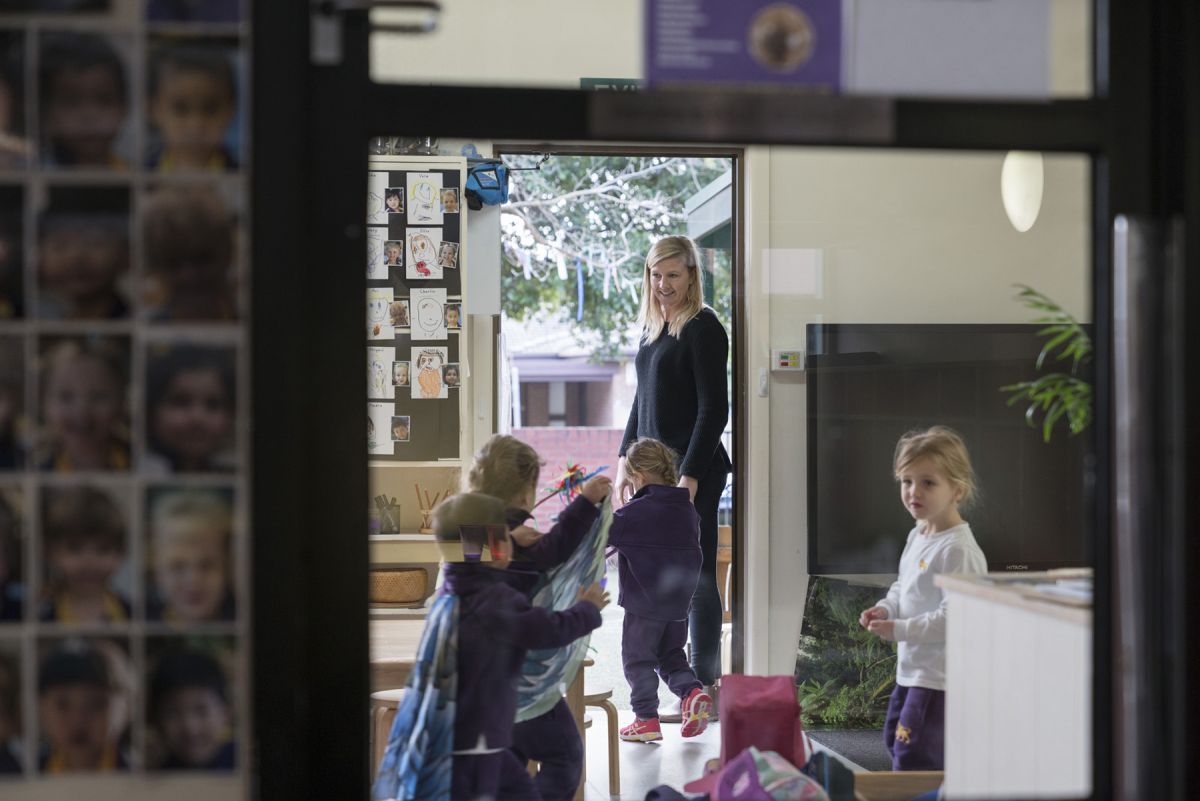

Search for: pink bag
xmin=685 ymin=675 xmax=814 ymax=794
xmin=720 ymin=674 xmax=813 ymax=767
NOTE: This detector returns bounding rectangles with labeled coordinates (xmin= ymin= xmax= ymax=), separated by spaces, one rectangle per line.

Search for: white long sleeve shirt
xmin=876 ymin=522 xmax=987 ymax=691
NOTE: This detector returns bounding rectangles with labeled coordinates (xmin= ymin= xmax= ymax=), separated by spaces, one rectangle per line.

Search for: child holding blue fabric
xmin=609 ymin=437 xmax=712 ymax=743
xmin=465 ymin=434 xmax=611 ymax=801
xmin=433 ymin=492 xmax=607 ymax=801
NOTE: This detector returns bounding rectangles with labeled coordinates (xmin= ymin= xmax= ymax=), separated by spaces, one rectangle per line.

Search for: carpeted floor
xmin=807 ymin=728 xmax=893 ymax=772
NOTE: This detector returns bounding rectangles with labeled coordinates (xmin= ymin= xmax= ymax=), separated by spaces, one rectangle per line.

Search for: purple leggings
xmin=882 ymin=684 xmax=945 ymax=771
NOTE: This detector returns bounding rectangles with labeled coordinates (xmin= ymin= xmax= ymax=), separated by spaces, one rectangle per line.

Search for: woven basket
xmin=369 ymin=568 xmax=427 ymax=604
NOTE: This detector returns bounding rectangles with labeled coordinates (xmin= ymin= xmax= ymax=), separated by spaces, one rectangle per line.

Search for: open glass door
xmin=250 ymin=2 xmax=1200 ymax=800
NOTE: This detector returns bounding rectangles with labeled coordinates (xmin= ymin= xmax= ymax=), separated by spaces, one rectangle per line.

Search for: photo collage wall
xmin=366 ymin=164 xmax=462 ymax=462
xmin=0 ymin=0 xmax=249 ymax=789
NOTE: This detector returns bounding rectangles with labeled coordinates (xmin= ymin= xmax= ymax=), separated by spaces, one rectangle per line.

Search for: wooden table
xmin=370 ymin=618 xmax=426 ymax=691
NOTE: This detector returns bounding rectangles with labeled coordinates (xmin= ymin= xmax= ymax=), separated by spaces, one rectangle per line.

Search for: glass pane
xmin=0 ymin=0 xmax=252 ymax=795
xmin=370 ymin=0 xmax=1092 ymax=98
xmin=366 ymin=137 xmax=1093 ymax=801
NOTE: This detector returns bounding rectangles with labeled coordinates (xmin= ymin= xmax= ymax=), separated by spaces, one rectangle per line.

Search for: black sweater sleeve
xmin=619 ymin=388 xmax=639 ymax=458
xmin=680 ymin=311 xmax=729 ymax=478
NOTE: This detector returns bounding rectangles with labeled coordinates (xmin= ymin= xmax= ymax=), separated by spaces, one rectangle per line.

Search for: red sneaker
xmin=680 ymin=687 xmax=712 ymax=738
xmin=619 ymin=716 xmax=663 ymax=743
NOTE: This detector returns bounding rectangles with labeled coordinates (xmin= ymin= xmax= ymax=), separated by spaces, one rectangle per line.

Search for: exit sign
xmin=580 ymin=78 xmax=643 ymax=91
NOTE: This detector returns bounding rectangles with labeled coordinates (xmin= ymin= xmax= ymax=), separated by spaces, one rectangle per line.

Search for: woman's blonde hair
xmin=638 ymin=235 xmax=706 ymax=343
xmin=893 ymin=425 xmax=978 ymax=509
xmin=467 ymin=434 xmax=542 ymax=507
xmin=624 ymin=438 xmax=679 ymax=487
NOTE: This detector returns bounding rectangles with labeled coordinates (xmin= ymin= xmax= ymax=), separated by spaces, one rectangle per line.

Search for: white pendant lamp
xmin=1001 ymin=151 xmax=1044 ymax=233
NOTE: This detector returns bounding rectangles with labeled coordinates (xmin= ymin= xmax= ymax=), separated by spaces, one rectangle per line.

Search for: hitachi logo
xmin=1006 ymin=564 xmax=1030 ymax=570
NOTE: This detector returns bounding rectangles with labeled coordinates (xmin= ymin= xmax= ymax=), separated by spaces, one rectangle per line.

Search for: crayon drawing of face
xmin=416 ymin=349 xmax=443 ymax=372
xmin=367 ymin=297 xmax=387 ymax=323
xmin=409 ymin=235 xmax=436 ymax=277
xmin=416 ymin=298 xmax=441 ymax=334
xmin=415 ymin=350 xmax=444 ymax=399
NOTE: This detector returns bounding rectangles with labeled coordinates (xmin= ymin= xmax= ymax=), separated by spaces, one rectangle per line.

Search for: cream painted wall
xmin=753 ymin=149 xmax=1091 ymax=675
xmin=371 ymin=0 xmax=1089 ymax=96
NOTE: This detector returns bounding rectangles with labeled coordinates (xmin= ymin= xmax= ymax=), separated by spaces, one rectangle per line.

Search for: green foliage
xmin=1000 ymin=285 xmax=1094 ymax=443
xmin=502 ymin=155 xmax=732 ymax=360
xmin=794 ymin=578 xmax=895 ymax=729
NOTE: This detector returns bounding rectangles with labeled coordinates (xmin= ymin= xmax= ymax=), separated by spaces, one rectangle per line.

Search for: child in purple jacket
xmin=434 ymin=492 xmax=608 ymax=801
xmin=610 ymin=438 xmax=712 ymax=743
xmin=466 ymin=434 xmax=611 ymax=801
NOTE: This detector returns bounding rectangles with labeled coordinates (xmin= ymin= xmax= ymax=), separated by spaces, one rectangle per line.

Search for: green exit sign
xmin=580 ymin=78 xmax=643 ymax=91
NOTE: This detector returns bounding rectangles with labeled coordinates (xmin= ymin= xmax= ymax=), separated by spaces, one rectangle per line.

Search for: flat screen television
xmin=806 ymin=323 xmax=1092 ymax=575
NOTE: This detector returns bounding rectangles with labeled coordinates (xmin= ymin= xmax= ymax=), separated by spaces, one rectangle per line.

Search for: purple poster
xmin=646 ymin=0 xmax=841 ymax=90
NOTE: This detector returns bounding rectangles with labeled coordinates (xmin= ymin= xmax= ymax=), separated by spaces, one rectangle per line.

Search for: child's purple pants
xmin=510 ymin=698 xmax=582 ymax=801
xmin=451 ymin=750 xmax=540 ymax=801
xmin=622 ymin=613 xmax=703 ymax=720
xmin=883 ymin=684 xmax=945 ymax=771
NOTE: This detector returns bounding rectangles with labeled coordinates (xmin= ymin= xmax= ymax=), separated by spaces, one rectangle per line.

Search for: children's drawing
xmin=367 ymin=227 xmax=388 ymax=280
xmin=412 ymin=347 xmax=448 ymax=400
xmin=437 ymin=240 xmax=459 ymax=271
xmin=367 ymin=287 xmax=394 ymax=340
xmin=406 ymin=228 xmax=443 ymax=280
xmin=391 ymin=415 xmax=411 ymax=442
xmin=440 ymin=187 xmax=459 ymax=214
xmin=368 ymin=402 xmax=394 ymax=455
xmin=367 ymin=171 xmax=388 ymax=224
xmin=410 ymin=288 xmax=447 ymax=341
xmin=389 ymin=299 xmax=409 ymax=328
xmin=368 ymin=346 xmax=395 ymax=399
xmin=407 ymin=172 xmax=444 ymax=225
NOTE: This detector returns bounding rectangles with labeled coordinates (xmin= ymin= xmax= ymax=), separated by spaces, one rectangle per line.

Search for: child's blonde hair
xmin=893 ymin=425 xmax=977 ymax=509
xmin=466 ymin=434 xmax=542 ymax=507
xmin=151 ymin=489 xmax=231 ymax=550
xmin=638 ymin=235 xmax=706 ymax=343
xmin=624 ymin=438 xmax=679 ymax=486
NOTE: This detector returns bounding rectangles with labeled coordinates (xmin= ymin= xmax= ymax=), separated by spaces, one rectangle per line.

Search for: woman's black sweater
xmin=620 ymin=306 xmax=731 ymax=479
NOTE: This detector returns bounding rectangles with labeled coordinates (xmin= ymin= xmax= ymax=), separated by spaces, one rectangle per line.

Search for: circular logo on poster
xmin=747 ymin=3 xmax=816 ymax=73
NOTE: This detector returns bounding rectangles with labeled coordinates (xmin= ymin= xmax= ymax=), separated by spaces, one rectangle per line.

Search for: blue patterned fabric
xmin=372 ymin=593 xmax=459 ymax=801
xmin=515 ymin=498 xmax=613 ymax=722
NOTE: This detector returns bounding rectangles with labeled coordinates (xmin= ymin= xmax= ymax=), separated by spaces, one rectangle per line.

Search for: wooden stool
xmin=370 ymin=688 xmax=406 ymax=778
xmin=583 ymin=688 xmax=620 ymax=796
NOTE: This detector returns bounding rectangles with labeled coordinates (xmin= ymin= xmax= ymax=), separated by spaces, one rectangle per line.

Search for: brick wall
xmin=513 ymin=427 xmax=625 ymax=531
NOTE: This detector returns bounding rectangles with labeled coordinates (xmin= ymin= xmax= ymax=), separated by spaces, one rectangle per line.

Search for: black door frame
xmin=495 ymin=143 xmax=748 ymax=674
xmin=253 ymin=2 xmax=1198 ymax=800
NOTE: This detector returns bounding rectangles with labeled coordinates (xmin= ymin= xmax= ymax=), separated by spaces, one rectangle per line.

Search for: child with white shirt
xmin=859 ymin=425 xmax=988 ymax=771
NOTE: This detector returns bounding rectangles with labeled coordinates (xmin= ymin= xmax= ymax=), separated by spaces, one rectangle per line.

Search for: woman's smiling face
xmin=649 ymin=255 xmax=691 ymax=318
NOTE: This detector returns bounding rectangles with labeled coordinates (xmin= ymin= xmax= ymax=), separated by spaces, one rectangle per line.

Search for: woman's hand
xmin=614 ymin=457 xmax=634 ymax=509
xmin=678 ymin=474 xmax=698 ymax=503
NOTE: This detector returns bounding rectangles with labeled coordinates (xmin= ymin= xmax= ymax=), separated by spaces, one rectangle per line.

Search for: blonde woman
xmin=615 ymin=235 xmax=730 ymax=708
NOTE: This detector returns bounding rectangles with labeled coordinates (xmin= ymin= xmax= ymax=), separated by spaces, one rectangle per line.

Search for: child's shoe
xmin=680 ymin=687 xmax=713 ymax=738
xmin=619 ymin=716 xmax=663 ymax=743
